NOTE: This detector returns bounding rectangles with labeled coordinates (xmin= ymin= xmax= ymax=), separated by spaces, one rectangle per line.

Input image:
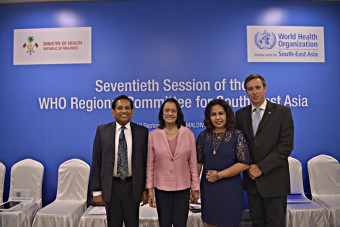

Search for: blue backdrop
xmin=1 ymin=0 xmax=339 ymax=206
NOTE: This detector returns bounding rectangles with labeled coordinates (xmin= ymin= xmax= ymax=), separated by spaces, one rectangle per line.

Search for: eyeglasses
xmin=163 ymin=109 xmax=178 ymax=114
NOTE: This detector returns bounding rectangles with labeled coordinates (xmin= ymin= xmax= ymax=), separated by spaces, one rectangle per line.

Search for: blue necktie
xmin=252 ymin=108 xmax=261 ymax=136
xmin=117 ymin=126 xmax=128 ymax=180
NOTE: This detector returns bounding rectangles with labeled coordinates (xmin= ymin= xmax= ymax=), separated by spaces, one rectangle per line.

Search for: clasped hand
xmin=206 ymin=170 xmax=219 ymax=183
xmin=248 ymin=164 xmax=262 ymax=180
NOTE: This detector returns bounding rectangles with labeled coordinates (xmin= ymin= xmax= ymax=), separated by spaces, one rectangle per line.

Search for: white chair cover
xmin=9 ymin=158 xmax=44 ymax=207
xmin=0 ymin=202 xmax=39 ymax=227
xmin=139 ymin=205 xmax=159 ymax=227
xmin=289 ymin=157 xmax=304 ymax=195
xmin=0 ymin=159 xmax=43 ymax=227
xmin=0 ymin=162 xmax=5 ymax=204
xmin=78 ymin=206 xmax=107 ymax=227
xmin=286 ymin=157 xmax=327 ymax=227
xmin=56 ymin=158 xmax=90 ymax=201
xmin=308 ymin=154 xmax=340 ymax=227
xmin=33 ymin=158 xmax=90 ymax=227
xmin=187 ymin=211 xmax=204 ymax=227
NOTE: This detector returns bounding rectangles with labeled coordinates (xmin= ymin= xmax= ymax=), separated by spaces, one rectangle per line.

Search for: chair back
xmin=56 ymin=158 xmax=90 ymax=201
xmin=288 ymin=157 xmax=304 ymax=194
xmin=9 ymin=158 xmax=44 ymax=207
xmin=307 ymin=154 xmax=340 ymax=196
xmin=0 ymin=162 xmax=5 ymax=204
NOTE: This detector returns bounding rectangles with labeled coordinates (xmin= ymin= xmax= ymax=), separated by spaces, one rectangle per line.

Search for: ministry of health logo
xmin=254 ymin=30 xmax=276 ymax=49
xmin=22 ymin=36 xmax=39 ymax=55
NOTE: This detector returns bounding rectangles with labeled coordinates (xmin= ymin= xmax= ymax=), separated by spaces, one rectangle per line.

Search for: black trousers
xmin=105 ymin=177 xmax=139 ymax=227
xmin=155 ymin=188 xmax=190 ymax=227
xmin=247 ymin=192 xmax=287 ymax=227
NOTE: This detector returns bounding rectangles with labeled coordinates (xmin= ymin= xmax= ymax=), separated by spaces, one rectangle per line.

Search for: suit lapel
xmin=109 ymin=122 xmax=116 ymax=165
xmin=160 ymin=129 xmax=174 ymax=158
xmin=244 ymin=106 xmax=254 ymax=138
xmin=173 ymin=127 xmax=183 ymax=158
xmin=257 ymin=101 xmax=275 ymax=134
xmin=131 ymin=123 xmax=136 ymax=161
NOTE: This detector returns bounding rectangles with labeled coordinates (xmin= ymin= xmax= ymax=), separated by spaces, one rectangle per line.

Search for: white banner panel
xmin=14 ymin=27 xmax=91 ymax=65
xmin=247 ymin=26 xmax=324 ymax=62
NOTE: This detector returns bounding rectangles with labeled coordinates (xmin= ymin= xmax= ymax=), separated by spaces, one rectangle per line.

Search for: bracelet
xmin=217 ymin=172 xmax=222 ymax=180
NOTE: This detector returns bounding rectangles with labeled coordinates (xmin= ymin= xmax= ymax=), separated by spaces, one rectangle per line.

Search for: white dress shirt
xmin=251 ymin=99 xmax=267 ymax=121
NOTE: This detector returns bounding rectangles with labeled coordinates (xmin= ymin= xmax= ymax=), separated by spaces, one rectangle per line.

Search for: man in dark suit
xmin=90 ymin=95 xmax=148 ymax=227
xmin=236 ymin=74 xmax=294 ymax=227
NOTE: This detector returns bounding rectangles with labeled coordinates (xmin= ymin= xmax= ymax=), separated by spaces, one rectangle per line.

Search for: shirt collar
xmin=116 ymin=122 xmax=131 ymax=131
xmin=251 ymin=99 xmax=267 ymax=112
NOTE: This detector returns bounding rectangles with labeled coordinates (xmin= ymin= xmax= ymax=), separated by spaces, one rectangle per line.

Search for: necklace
xmin=212 ymin=130 xmax=226 ymax=155
xmin=164 ymin=127 xmax=178 ymax=135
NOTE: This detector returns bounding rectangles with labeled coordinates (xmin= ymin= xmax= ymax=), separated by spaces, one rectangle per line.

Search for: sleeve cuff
xmin=93 ymin=191 xmax=102 ymax=196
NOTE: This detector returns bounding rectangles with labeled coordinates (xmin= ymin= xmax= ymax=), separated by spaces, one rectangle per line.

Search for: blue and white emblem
xmin=254 ymin=30 xmax=276 ymax=49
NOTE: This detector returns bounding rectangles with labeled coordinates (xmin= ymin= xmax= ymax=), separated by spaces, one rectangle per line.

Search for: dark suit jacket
xmin=90 ymin=121 xmax=148 ymax=203
xmin=236 ymin=100 xmax=294 ymax=198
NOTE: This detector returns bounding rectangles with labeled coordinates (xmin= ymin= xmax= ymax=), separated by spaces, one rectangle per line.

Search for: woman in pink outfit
xmin=146 ymin=98 xmax=200 ymax=227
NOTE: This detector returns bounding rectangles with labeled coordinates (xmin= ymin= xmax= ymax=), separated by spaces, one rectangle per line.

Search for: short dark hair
xmin=204 ymin=99 xmax=235 ymax=132
xmin=112 ymin=95 xmax=134 ymax=109
xmin=158 ymin=98 xmax=186 ymax=129
xmin=244 ymin=74 xmax=266 ymax=90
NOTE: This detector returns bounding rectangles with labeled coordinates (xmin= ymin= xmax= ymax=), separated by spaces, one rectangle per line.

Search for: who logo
xmin=254 ymin=30 xmax=276 ymax=49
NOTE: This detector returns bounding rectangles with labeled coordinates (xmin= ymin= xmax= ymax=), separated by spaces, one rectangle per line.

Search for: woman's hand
xmin=206 ymin=170 xmax=220 ymax=183
xmin=190 ymin=190 xmax=200 ymax=204
xmin=147 ymin=189 xmax=157 ymax=208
